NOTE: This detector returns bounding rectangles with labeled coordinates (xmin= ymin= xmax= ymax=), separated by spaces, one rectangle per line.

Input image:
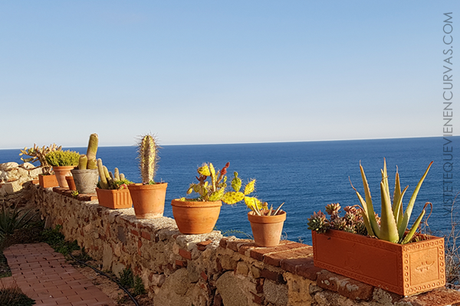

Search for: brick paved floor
xmin=1 ymin=243 xmax=115 ymax=306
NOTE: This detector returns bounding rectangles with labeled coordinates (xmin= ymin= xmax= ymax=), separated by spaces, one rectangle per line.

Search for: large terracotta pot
xmin=248 ymin=210 xmax=286 ymax=247
xmin=171 ymin=199 xmax=222 ymax=234
xmin=38 ymin=174 xmax=59 ymax=188
xmin=127 ymin=183 xmax=168 ymax=219
xmin=96 ymin=188 xmax=132 ymax=209
xmin=71 ymin=169 xmax=99 ymax=194
xmin=52 ymin=166 xmax=75 ymax=188
xmin=311 ymin=230 xmax=446 ymax=296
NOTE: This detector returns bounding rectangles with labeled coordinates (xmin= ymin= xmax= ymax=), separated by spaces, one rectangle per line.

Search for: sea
xmin=1 ymin=136 xmax=458 ymax=246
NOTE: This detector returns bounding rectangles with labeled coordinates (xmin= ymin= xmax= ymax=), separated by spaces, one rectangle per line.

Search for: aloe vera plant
xmin=351 ymin=158 xmax=433 ymax=244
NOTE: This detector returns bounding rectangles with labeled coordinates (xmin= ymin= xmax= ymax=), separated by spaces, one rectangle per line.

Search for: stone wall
xmin=27 ymin=185 xmax=460 ymax=306
xmin=0 ymin=162 xmax=42 ymax=207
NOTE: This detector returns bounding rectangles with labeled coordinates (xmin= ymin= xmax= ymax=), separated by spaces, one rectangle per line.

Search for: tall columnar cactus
xmin=97 ymin=158 xmax=130 ymax=190
xmin=138 ymin=134 xmax=158 ymax=184
xmin=78 ymin=133 xmax=99 ymax=170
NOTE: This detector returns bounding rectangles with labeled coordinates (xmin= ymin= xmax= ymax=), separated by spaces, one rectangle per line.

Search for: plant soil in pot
xmin=128 ymin=183 xmax=168 ymax=218
xmin=71 ymin=169 xmax=99 ymax=194
xmin=171 ymin=199 xmax=222 ymax=234
xmin=248 ymin=210 xmax=286 ymax=247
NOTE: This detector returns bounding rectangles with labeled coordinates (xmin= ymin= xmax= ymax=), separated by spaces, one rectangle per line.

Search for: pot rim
xmin=171 ymin=198 xmax=222 ymax=208
xmin=248 ymin=210 xmax=286 ymax=223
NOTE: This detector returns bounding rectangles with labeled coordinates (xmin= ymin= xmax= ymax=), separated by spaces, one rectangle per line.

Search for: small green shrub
xmin=0 ymin=206 xmax=39 ymax=240
xmin=118 ymin=268 xmax=134 ymax=288
xmin=41 ymin=225 xmax=79 ymax=256
xmin=133 ymin=276 xmax=146 ymax=296
xmin=45 ymin=150 xmax=80 ymax=167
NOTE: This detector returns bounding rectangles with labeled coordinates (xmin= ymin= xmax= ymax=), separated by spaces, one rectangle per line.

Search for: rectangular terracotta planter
xmin=38 ymin=174 xmax=59 ymax=188
xmin=96 ymin=188 xmax=132 ymax=209
xmin=312 ymin=230 xmax=445 ymax=296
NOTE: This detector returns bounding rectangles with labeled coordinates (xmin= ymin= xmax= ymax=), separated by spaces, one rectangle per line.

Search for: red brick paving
xmin=1 ymin=243 xmax=114 ymax=306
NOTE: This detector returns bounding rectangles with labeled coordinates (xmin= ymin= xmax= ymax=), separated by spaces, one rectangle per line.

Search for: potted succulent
xmin=307 ymin=159 xmax=445 ymax=296
xmin=71 ymin=133 xmax=99 ymax=194
xmin=127 ymin=134 xmax=168 ymax=219
xmin=19 ymin=143 xmax=62 ymax=188
xmin=45 ymin=150 xmax=80 ymax=188
xmin=226 ymin=172 xmax=286 ymax=247
xmin=96 ymin=158 xmax=133 ymax=209
xmin=171 ymin=162 xmax=231 ymax=234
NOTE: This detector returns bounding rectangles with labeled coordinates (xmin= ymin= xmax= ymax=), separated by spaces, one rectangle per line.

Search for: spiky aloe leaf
xmin=358 ymin=163 xmax=380 ymax=237
xmin=222 ymin=192 xmax=245 ymax=204
xmin=398 ymin=162 xmax=433 ymax=238
xmin=379 ymin=180 xmax=399 ymax=243
xmin=244 ymin=197 xmax=262 ymax=210
xmin=400 ymin=202 xmax=430 ymax=244
xmin=244 ymin=179 xmax=256 ymax=195
xmin=231 ymin=172 xmax=242 ymax=192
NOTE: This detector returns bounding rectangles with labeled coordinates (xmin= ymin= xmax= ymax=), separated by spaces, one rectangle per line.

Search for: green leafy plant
xmin=45 ymin=150 xmax=80 ymax=167
xmin=77 ymin=133 xmax=99 ymax=170
xmin=118 ymin=268 xmax=134 ymax=288
xmin=133 ymin=276 xmax=146 ymax=296
xmin=136 ymin=134 xmax=159 ymax=185
xmin=0 ymin=206 xmax=39 ymax=240
xmin=97 ymin=158 xmax=132 ymax=190
xmin=41 ymin=225 xmax=79 ymax=256
xmin=0 ymin=285 xmax=35 ymax=306
xmin=19 ymin=143 xmax=62 ymax=175
xmin=308 ymin=159 xmax=433 ymax=244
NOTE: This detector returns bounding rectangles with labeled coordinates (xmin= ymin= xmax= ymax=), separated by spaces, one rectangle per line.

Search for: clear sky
xmin=0 ymin=1 xmax=457 ymax=149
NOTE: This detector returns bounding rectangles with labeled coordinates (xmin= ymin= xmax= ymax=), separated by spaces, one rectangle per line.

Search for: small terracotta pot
xmin=96 ymin=188 xmax=132 ymax=209
xmin=71 ymin=169 xmax=99 ymax=194
xmin=38 ymin=174 xmax=59 ymax=188
xmin=171 ymin=199 xmax=222 ymax=234
xmin=65 ymin=176 xmax=76 ymax=191
xmin=248 ymin=210 xmax=286 ymax=247
xmin=127 ymin=183 xmax=168 ymax=218
xmin=52 ymin=166 xmax=75 ymax=188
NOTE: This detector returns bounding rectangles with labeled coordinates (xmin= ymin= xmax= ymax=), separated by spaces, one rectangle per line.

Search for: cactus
xmin=308 ymin=204 xmax=368 ymax=235
xmin=186 ymin=162 xmax=230 ymax=201
xmin=97 ymin=158 xmax=131 ymax=190
xmin=19 ymin=143 xmax=62 ymax=175
xmin=78 ymin=134 xmax=98 ymax=170
xmin=137 ymin=134 xmax=158 ymax=184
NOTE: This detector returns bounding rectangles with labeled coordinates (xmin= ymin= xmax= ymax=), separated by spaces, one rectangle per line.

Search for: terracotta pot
xmin=248 ymin=210 xmax=286 ymax=247
xmin=38 ymin=174 xmax=59 ymax=188
xmin=127 ymin=183 xmax=168 ymax=219
xmin=171 ymin=199 xmax=222 ymax=234
xmin=52 ymin=166 xmax=75 ymax=188
xmin=312 ymin=230 xmax=446 ymax=296
xmin=71 ymin=169 xmax=99 ymax=194
xmin=96 ymin=188 xmax=132 ymax=209
xmin=65 ymin=176 xmax=76 ymax=191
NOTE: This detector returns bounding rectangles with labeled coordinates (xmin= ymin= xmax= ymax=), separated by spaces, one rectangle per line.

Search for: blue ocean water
xmin=1 ymin=137 xmax=458 ymax=245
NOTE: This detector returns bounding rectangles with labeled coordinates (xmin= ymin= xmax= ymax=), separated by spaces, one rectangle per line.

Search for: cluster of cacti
xmin=351 ymin=158 xmax=433 ymax=244
xmin=97 ymin=158 xmax=131 ymax=190
xmin=44 ymin=150 xmax=80 ymax=167
xmin=19 ymin=143 xmax=62 ymax=175
xmin=77 ymin=133 xmax=98 ymax=170
xmin=138 ymin=134 xmax=158 ymax=184
xmin=186 ymin=162 xmax=230 ymax=201
xmin=307 ymin=204 xmax=368 ymax=235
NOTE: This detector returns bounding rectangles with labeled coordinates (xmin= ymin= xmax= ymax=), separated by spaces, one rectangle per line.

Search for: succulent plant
xmin=351 ymin=158 xmax=433 ymax=244
xmin=186 ymin=162 xmax=230 ymax=201
xmin=308 ymin=205 xmax=367 ymax=235
xmin=78 ymin=134 xmax=98 ymax=170
xmin=19 ymin=143 xmax=62 ymax=175
xmin=45 ymin=150 xmax=80 ymax=167
xmin=97 ymin=158 xmax=131 ymax=190
xmin=137 ymin=134 xmax=158 ymax=185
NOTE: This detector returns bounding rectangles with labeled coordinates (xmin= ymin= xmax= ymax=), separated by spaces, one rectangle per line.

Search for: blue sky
xmin=0 ymin=1 xmax=457 ymax=149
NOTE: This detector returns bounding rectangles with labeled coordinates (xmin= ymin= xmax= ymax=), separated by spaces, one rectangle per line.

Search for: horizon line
xmin=0 ymin=134 xmax=451 ymax=150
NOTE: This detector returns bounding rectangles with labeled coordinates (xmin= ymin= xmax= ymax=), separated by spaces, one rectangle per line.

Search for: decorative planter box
xmin=96 ymin=188 xmax=132 ymax=209
xmin=38 ymin=174 xmax=59 ymax=188
xmin=312 ymin=230 xmax=445 ymax=296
